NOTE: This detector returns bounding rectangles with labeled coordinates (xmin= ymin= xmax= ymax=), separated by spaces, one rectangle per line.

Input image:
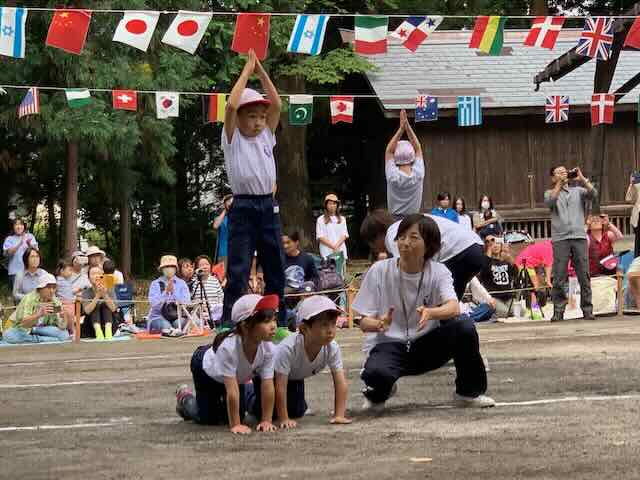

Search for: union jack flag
xmin=576 ymin=17 xmax=614 ymax=61
xmin=18 ymin=87 xmax=39 ymax=119
xmin=545 ymin=95 xmax=569 ymax=124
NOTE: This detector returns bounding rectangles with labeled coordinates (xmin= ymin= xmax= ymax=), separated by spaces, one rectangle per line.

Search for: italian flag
xmin=469 ymin=16 xmax=506 ymax=56
xmin=355 ymin=16 xmax=388 ymax=55
xmin=65 ymin=88 xmax=92 ymax=108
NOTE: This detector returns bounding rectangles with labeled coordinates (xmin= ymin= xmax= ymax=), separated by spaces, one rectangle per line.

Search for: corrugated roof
xmin=365 ymin=29 xmax=640 ymax=111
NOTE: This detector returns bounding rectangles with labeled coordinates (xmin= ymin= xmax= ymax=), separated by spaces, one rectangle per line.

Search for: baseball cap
xmin=394 ymin=140 xmax=416 ymax=165
xmin=238 ymin=88 xmax=271 ymax=110
xmin=231 ymin=294 xmax=279 ymax=325
xmin=295 ymin=295 xmax=341 ymax=326
xmin=36 ymin=273 xmax=57 ymax=289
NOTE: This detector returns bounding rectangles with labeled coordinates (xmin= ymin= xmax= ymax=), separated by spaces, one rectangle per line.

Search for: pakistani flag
xmin=65 ymin=89 xmax=91 ymax=108
xmin=289 ymin=95 xmax=313 ymax=125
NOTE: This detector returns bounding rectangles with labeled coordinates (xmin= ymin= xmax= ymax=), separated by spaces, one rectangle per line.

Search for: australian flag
xmin=416 ymin=95 xmax=437 ymax=122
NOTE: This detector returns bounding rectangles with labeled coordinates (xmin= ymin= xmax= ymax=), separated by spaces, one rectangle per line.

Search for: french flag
xmin=391 ymin=16 xmax=442 ymax=52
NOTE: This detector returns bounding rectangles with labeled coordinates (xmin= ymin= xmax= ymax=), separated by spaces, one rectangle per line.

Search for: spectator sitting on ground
xmin=474 ymin=195 xmax=503 ymax=239
xmin=85 ymin=246 xmax=106 ymax=270
xmin=3 ymin=273 xmax=71 ymax=344
xmin=81 ymin=265 xmax=118 ymax=340
xmin=587 ymin=214 xmax=623 ymax=277
xmin=431 ymin=192 xmax=459 ymax=223
xmin=178 ymin=258 xmax=195 ymax=291
xmin=2 ymin=218 xmax=38 ymax=291
xmin=70 ymin=251 xmax=91 ymax=292
xmin=454 ymin=197 xmax=474 ymax=231
xmin=13 ymin=247 xmax=47 ymax=304
xmin=148 ymin=255 xmax=190 ymax=336
xmin=55 ymin=258 xmax=79 ymax=333
xmin=191 ymin=255 xmax=224 ymax=325
xmin=316 ymin=193 xmax=349 ymax=262
xmin=478 ymin=236 xmax=518 ymax=318
xmin=282 ymin=230 xmax=319 ymax=293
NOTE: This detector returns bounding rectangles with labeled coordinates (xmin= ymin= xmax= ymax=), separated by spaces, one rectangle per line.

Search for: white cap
xmin=296 ymin=295 xmax=341 ymax=326
xmin=36 ymin=272 xmax=57 ymax=289
xmin=238 ymin=88 xmax=271 ymax=110
xmin=231 ymin=294 xmax=279 ymax=325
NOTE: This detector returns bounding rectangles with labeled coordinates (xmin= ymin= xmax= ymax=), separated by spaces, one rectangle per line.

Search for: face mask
xmin=481 ymin=201 xmax=490 ymax=210
xmin=163 ymin=267 xmax=176 ymax=277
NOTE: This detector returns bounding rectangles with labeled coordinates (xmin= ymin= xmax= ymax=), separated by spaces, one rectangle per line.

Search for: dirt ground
xmin=2 ymin=316 xmax=640 ymax=480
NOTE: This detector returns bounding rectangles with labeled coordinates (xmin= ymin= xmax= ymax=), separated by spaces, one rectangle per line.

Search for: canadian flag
xmin=162 ymin=11 xmax=212 ymax=54
xmin=591 ymin=93 xmax=614 ymax=126
xmin=112 ymin=90 xmax=137 ymax=111
xmin=113 ymin=11 xmax=160 ymax=52
xmin=524 ymin=16 xmax=565 ymax=49
xmin=330 ymin=96 xmax=354 ymax=124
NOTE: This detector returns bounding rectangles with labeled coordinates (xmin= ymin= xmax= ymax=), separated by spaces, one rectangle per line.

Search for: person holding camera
xmin=3 ymin=273 xmax=72 ymax=344
xmin=544 ymin=166 xmax=597 ymax=321
xmin=148 ymin=255 xmax=190 ymax=336
xmin=81 ymin=265 xmax=119 ymax=339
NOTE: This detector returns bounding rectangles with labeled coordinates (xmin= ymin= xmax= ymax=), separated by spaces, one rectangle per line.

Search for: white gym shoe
xmin=453 ymin=393 xmax=496 ymax=408
xmin=483 ymin=355 xmax=491 ymax=372
xmin=361 ymin=383 xmax=398 ymax=412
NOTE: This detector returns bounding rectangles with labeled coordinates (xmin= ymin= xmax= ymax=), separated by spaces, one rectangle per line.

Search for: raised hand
xmin=400 ymin=109 xmax=408 ymax=129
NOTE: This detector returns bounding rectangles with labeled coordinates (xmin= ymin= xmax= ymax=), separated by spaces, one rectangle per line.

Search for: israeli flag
xmin=457 ymin=96 xmax=482 ymax=127
xmin=0 ymin=7 xmax=27 ymax=59
xmin=287 ymin=15 xmax=329 ymax=55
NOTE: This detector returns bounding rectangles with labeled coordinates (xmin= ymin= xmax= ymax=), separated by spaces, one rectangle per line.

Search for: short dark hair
xmin=283 ymin=230 xmax=300 ymax=243
xmin=103 ymin=259 xmax=116 ymax=274
xmin=436 ymin=192 xmax=451 ymax=202
xmin=22 ymin=247 xmax=40 ymax=269
xmin=360 ymin=209 xmax=396 ymax=245
xmin=549 ymin=166 xmax=563 ymax=177
xmin=394 ymin=214 xmax=441 ymax=261
xmin=55 ymin=257 xmax=73 ymax=276
xmin=194 ymin=255 xmax=212 ymax=267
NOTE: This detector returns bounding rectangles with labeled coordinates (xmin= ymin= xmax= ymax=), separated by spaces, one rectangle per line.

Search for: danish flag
xmin=591 ymin=94 xmax=614 ymax=126
xmin=524 ymin=16 xmax=565 ymax=49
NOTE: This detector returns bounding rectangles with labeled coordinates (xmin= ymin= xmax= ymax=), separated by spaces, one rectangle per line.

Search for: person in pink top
xmin=515 ymin=240 xmax=553 ymax=290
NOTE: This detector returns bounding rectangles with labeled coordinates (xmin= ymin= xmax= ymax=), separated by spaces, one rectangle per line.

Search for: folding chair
xmin=114 ymin=283 xmax=136 ymax=326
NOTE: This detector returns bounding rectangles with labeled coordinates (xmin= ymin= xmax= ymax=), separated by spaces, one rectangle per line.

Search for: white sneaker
xmin=453 ymin=393 xmax=496 ymax=408
xmin=361 ymin=383 xmax=398 ymax=412
xmin=483 ymin=355 xmax=491 ymax=372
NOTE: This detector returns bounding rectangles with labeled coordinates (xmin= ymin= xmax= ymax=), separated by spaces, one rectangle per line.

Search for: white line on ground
xmin=0 ymin=353 xmax=192 ymax=368
xmin=483 ymin=332 xmax=640 ymax=344
xmin=0 ymin=379 xmax=156 ymax=389
xmin=496 ymin=394 xmax=640 ymax=406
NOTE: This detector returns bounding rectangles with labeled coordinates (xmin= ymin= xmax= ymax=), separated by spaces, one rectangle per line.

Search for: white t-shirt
xmin=316 ymin=215 xmax=349 ymax=259
xmin=385 ymin=157 xmax=425 ymax=217
xmin=202 ymin=335 xmax=275 ymax=383
xmin=385 ymin=214 xmax=482 ymax=262
xmin=222 ymin=128 xmax=276 ymax=195
xmin=353 ymin=258 xmax=457 ymax=355
xmin=274 ymin=332 xmax=343 ymax=380
xmin=458 ymin=213 xmax=473 ymax=231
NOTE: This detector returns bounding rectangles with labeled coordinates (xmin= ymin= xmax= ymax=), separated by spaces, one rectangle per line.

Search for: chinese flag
xmin=231 ymin=13 xmax=270 ymax=60
xmin=46 ymin=9 xmax=92 ymax=55
xmin=624 ymin=17 xmax=640 ymax=49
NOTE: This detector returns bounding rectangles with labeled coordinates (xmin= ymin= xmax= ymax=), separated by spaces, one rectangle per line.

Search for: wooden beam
xmin=613 ymin=71 xmax=640 ymax=103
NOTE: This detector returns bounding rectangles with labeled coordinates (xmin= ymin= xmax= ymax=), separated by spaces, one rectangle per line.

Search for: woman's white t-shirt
xmin=202 ymin=335 xmax=275 ymax=383
xmin=458 ymin=213 xmax=473 ymax=231
xmin=316 ymin=215 xmax=349 ymax=259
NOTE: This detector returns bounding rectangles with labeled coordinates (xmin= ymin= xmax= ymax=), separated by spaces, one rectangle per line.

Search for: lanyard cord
xmin=397 ymin=258 xmax=426 ymax=348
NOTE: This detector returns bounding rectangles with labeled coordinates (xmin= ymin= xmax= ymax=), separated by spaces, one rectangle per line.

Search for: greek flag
xmin=457 ymin=96 xmax=482 ymax=127
xmin=287 ymin=15 xmax=329 ymax=55
xmin=0 ymin=7 xmax=27 ymax=59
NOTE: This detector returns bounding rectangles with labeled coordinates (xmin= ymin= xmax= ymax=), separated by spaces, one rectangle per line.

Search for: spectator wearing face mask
xmin=148 ymin=255 xmax=191 ymax=336
xmin=474 ymin=195 xmax=503 ymax=239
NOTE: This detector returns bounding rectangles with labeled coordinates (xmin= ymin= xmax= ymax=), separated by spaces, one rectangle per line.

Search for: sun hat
xmin=36 ymin=272 xmax=57 ymax=289
xmin=85 ymin=246 xmax=105 ymax=257
xmin=231 ymin=294 xmax=279 ymax=325
xmin=296 ymin=295 xmax=341 ymax=327
xmin=158 ymin=255 xmax=179 ymax=272
xmin=394 ymin=140 xmax=416 ymax=166
xmin=324 ymin=193 xmax=339 ymax=205
xmin=238 ymin=88 xmax=271 ymax=110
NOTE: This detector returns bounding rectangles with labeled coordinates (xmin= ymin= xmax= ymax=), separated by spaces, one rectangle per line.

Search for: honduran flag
xmin=390 ymin=16 xmax=442 ymax=52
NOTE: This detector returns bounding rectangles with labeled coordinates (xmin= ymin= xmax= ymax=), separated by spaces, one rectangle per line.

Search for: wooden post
xmin=617 ymin=270 xmax=624 ymax=316
xmin=347 ymin=287 xmax=356 ymax=329
xmin=74 ymin=299 xmax=81 ymax=343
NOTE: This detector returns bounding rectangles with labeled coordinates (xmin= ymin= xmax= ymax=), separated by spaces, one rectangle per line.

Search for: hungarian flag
xmin=469 ymin=16 xmax=506 ymax=56
xmin=207 ymin=94 xmax=226 ymax=123
xmin=113 ymin=11 xmax=160 ymax=52
xmin=112 ymin=90 xmax=137 ymax=111
xmin=330 ymin=96 xmax=354 ymax=124
xmin=624 ymin=17 xmax=640 ymax=49
xmin=46 ymin=9 xmax=92 ymax=55
xmin=65 ymin=89 xmax=91 ymax=108
xmin=289 ymin=95 xmax=313 ymax=125
xmin=354 ymin=16 xmax=388 ymax=55
xmin=231 ymin=13 xmax=271 ymax=60
xmin=156 ymin=91 xmax=179 ymax=119
xmin=591 ymin=93 xmax=614 ymax=126
xmin=524 ymin=16 xmax=565 ymax=49
xmin=162 ymin=11 xmax=212 ymax=54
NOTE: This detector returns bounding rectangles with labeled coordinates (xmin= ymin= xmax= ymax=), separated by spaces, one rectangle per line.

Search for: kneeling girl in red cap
xmin=176 ymin=294 xmax=279 ymax=434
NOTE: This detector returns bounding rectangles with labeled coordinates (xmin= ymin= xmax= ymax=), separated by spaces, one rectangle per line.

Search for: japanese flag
xmin=113 ymin=11 xmax=160 ymax=52
xmin=156 ymin=91 xmax=179 ymax=119
xmin=162 ymin=11 xmax=212 ymax=54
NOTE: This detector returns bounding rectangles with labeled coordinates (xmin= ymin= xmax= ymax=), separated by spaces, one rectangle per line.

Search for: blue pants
xmin=149 ymin=318 xmax=178 ymax=333
xmin=222 ymin=195 xmax=286 ymax=327
xmin=3 ymin=326 xmax=70 ymax=344
xmin=246 ymin=376 xmax=307 ymax=420
xmin=361 ymin=316 xmax=487 ymax=404
xmin=467 ymin=303 xmax=495 ymax=323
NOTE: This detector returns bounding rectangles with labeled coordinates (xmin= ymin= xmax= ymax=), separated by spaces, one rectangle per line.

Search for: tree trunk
xmin=532 ymin=0 xmax=548 ymax=16
xmin=274 ymin=75 xmax=314 ymax=250
xmin=63 ymin=141 xmax=79 ymax=255
xmin=119 ymin=197 xmax=132 ymax=280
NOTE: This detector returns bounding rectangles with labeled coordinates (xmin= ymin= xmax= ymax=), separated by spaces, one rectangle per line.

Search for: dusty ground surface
xmin=2 ymin=316 xmax=640 ymax=480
